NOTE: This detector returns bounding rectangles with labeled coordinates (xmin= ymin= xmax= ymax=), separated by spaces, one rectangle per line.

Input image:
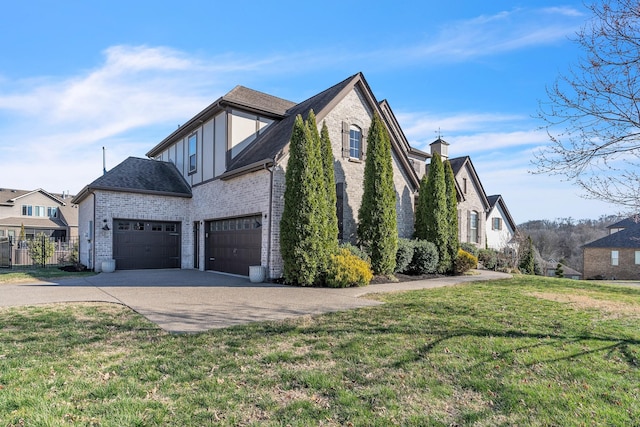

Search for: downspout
xmin=265 ymin=159 xmax=275 ymax=280
xmin=91 ymin=192 xmax=96 ymax=271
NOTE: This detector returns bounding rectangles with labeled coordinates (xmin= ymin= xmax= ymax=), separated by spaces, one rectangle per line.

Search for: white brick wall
xmin=84 ymin=191 xmax=192 ymax=272
xmin=192 ymin=169 xmax=272 ymax=274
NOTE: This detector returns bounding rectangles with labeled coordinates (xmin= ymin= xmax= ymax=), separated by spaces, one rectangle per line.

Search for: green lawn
xmin=1 ymin=276 xmax=638 ymax=426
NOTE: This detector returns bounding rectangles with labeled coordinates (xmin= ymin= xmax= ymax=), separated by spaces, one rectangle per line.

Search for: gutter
xmin=219 ymin=159 xmax=275 ymax=181
xmin=265 ymin=157 xmax=277 ymax=279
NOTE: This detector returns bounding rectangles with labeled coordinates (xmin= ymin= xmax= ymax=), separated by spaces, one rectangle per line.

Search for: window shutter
xmin=361 ymin=129 xmax=368 ymax=160
xmin=466 ymin=210 xmax=471 ymax=242
xmin=341 ymin=121 xmax=349 ymax=158
xmin=336 ymin=182 xmax=344 ymax=240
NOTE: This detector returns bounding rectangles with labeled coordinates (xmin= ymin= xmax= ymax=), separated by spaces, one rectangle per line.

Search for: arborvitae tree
xmin=305 ymin=110 xmax=332 ymax=271
xmin=320 ymin=120 xmax=339 ymax=254
xmin=419 ymin=152 xmax=450 ymax=273
xmin=519 ymin=236 xmax=536 ymax=275
xmin=280 ymin=114 xmax=326 ymax=285
xmin=555 ymin=263 xmax=564 ymax=278
xmin=414 ymin=174 xmax=429 ymax=240
xmin=444 ymin=160 xmax=459 ymax=273
xmin=357 ymin=112 xmax=397 ymax=275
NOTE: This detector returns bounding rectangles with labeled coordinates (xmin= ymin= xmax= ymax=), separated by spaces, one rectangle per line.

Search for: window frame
xmin=611 ymin=250 xmax=619 ymax=266
xmin=21 ymin=205 xmax=33 ymax=216
xmin=492 ymin=217 xmax=502 ymax=230
xmin=188 ymin=133 xmax=197 ymax=174
xmin=349 ymin=126 xmax=362 ymax=159
xmin=635 ymin=251 xmax=640 ymax=265
xmin=470 ymin=211 xmax=479 ymax=243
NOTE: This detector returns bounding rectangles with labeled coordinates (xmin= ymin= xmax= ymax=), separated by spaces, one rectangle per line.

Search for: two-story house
xmin=72 ymin=72 xmax=429 ymax=278
xmin=0 ymin=188 xmax=78 ymax=241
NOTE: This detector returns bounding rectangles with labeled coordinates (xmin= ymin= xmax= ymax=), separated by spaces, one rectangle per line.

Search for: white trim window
xmin=21 ymin=205 xmax=33 ymax=216
xmin=635 ymin=251 xmax=640 ymax=265
xmin=349 ymin=126 xmax=362 ymax=159
xmin=470 ymin=211 xmax=479 ymax=243
xmin=188 ymin=133 xmax=197 ymax=173
xmin=35 ymin=206 xmax=46 ymax=217
xmin=612 ymin=250 xmax=619 ymax=266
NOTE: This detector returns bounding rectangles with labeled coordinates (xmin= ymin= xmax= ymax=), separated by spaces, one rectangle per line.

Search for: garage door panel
xmin=206 ymin=215 xmax=262 ymax=275
xmin=113 ymin=220 xmax=181 ymax=270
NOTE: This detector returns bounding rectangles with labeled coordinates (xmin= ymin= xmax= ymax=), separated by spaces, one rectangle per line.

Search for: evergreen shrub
xmin=325 ymin=248 xmax=373 ymax=288
xmin=340 ymin=242 xmax=370 ymax=263
xmin=460 ymin=242 xmax=479 ymax=257
xmin=395 ymin=238 xmax=414 ymax=273
xmin=478 ymin=249 xmax=498 ymax=270
xmin=407 ymin=240 xmax=438 ymax=275
xmin=455 ymin=249 xmax=478 ymax=274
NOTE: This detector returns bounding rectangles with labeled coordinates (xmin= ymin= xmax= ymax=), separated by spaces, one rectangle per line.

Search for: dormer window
xmin=349 ymin=126 xmax=362 ymax=159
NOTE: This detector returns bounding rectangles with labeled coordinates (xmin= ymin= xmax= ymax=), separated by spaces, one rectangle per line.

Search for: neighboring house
xmin=428 ymin=139 xmax=492 ymax=249
xmin=545 ymin=261 xmax=582 ymax=280
xmin=583 ymin=219 xmax=640 ymax=280
xmin=0 ymin=188 xmax=78 ymax=241
xmin=72 ymin=72 xmax=428 ymax=277
xmin=486 ymin=195 xmax=517 ymax=251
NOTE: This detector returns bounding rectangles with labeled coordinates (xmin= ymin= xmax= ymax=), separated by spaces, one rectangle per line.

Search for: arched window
xmin=349 ymin=125 xmax=361 ymax=159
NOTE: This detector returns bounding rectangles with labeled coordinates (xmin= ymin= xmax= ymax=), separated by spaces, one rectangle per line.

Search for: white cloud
xmin=403 ymin=7 xmax=583 ymax=62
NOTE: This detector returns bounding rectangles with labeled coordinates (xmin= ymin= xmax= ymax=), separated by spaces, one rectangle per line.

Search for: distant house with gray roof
xmin=0 ymin=188 xmax=78 ymax=241
xmin=72 ymin=73 xmax=429 ymax=277
xmin=583 ymin=219 xmax=640 ymax=280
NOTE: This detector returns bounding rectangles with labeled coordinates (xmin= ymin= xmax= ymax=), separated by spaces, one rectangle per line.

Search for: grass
xmin=0 ymin=267 xmax=95 ymax=284
xmin=0 ymin=275 xmax=638 ymax=426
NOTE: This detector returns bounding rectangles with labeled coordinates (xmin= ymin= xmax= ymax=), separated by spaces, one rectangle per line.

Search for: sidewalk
xmin=0 ymin=269 xmax=511 ymax=333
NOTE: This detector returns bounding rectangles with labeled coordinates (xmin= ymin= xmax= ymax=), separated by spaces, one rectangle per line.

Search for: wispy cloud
xmin=401 ymin=7 xmax=583 ymax=62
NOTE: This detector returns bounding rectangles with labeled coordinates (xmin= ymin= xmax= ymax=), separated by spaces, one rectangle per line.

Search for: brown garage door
xmin=113 ymin=220 xmax=181 ymax=270
xmin=206 ymin=215 xmax=262 ymax=275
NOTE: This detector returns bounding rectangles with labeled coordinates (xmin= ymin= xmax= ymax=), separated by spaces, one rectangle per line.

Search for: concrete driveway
xmin=0 ymin=269 xmax=511 ymax=333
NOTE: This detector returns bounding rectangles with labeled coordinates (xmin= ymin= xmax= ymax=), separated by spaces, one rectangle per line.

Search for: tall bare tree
xmin=535 ymin=0 xmax=640 ymax=210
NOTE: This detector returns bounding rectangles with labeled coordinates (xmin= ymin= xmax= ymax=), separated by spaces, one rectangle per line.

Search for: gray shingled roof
xmin=82 ymin=157 xmax=192 ymax=197
xmin=583 ymin=222 xmax=640 ymax=248
xmin=606 ymin=217 xmax=639 ymax=229
xmin=224 ymin=85 xmax=296 ymax=116
xmin=226 ymin=73 xmax=360 ymax=172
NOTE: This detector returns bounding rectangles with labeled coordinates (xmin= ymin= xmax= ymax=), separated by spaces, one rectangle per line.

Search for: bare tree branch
xmin=535 ymin=0 xmax=640 ymax=211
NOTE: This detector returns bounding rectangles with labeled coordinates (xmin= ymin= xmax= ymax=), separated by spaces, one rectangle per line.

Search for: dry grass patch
xmin=529 ymin=291 xmax=640 ymax=319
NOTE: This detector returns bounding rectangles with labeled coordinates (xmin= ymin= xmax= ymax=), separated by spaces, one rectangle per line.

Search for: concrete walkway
xmin=0 ymin=269 xmax=511 ymax=333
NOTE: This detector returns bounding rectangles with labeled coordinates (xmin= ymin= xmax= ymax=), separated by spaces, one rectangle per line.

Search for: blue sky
xmin=0 ymin=1 xmax=620 ymax=222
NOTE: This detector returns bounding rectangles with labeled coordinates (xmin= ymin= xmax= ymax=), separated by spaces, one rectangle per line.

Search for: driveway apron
xmin=0 ymin=269 xmax=511 ymax=333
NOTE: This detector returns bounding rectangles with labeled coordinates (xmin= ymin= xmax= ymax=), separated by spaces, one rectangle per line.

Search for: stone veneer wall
xmin=322 ymin=86 xmax=416 ymax=243
xmin=583 ymin=247 xmax=640 ymax=280
xmin=455 ymin=166 xmax=485 ymax=248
